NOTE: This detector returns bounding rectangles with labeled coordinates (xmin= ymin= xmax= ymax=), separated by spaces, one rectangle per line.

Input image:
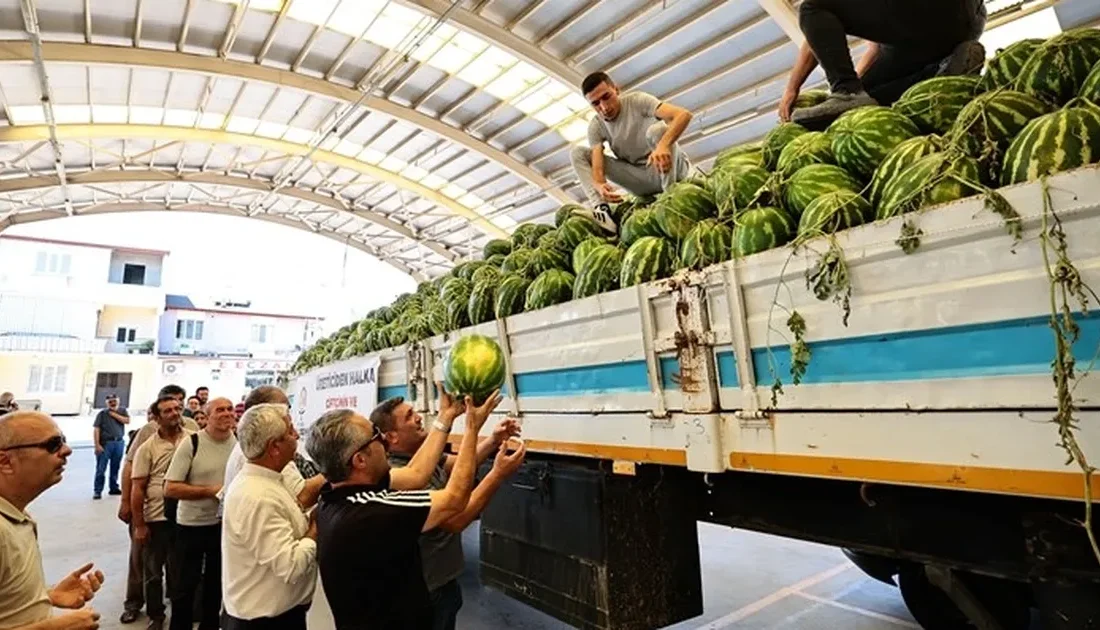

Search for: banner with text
xmin=288 ymin=355 xmax=381 ymax=434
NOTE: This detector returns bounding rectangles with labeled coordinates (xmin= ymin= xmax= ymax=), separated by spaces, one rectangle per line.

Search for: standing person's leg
xmin=93 ymin=449 xmax=109 ymax=498
xmin=429 ymin=580 xmax=463 ymax=630
xmin=798 ymin=0 xmax=899 ymax=95
xmin=168 ymin=525 xmax=201 ymax=630
xmin=143 ymin=522 xmax=169 ymax=626
xmin=645 ymin=122 xmax=691 ymax=193
xmin=107 ymin=441 xmax=124 ymax=494
xmin=198 ymin=525 xmax=222 ymax=630
xmin=122 ymin=524 xmax=145 ymax=623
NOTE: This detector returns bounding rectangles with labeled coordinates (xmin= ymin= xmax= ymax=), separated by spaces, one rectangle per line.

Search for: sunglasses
xmin=1 ymin=434 xmax=67 ymax=454
xmin=348 ymin=425 xmax=385 ymax=464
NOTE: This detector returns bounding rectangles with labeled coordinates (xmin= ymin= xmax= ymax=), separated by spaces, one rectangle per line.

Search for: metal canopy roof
xmin=0 ymin=0 xmax=1095 ymax=280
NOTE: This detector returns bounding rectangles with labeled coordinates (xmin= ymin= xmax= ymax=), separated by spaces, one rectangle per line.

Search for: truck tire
xmin=898 ymin=565 xmax=1031 ymax=630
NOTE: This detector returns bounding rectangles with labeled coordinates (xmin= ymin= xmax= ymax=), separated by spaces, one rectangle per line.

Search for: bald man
xmin=0 ymin=411 xmax=103 ymax=630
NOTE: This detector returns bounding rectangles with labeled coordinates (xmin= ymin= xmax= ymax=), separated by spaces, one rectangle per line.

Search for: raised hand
xmin=493 ymin=439 xmax=527 ymax=477
xmin=465 ymin=390 xmax=502 ymax=433
xmin=436 ymin=381 xmax=465 ymax=425
xmin=491 ymin=418 xmax=522 ymax=445
xmin=50 ymin=563 xmax=104 ymax=609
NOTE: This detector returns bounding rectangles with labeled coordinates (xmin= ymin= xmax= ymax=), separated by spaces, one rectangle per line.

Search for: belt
xmin=103 ymin=438 xmax=123 ymax=443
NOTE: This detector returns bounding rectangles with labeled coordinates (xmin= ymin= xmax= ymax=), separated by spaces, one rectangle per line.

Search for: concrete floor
xmin=36 ymin=449 xmax=922 ymax=630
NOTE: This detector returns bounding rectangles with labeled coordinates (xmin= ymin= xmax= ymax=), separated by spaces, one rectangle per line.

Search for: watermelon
xmin=710 ymin=164 xmax=770 ymax=218
xmin=558 ymin=214 xmax=608 ymax=251
xmin=494 ymin=274 xmax=531 ymax=319
xmin=1001 ymin=103 xmax=1100 ymax=185
xmin=612 ymin=196 xmax=651 ymax=225
xmin=798 ymin=190 xmax=872 ymax=237
xmin=372 ymin=306 xmax=396 ymax=324
xmin=980 ymin=38 xmax=1044 ymax=91
xmin=719 ymin=150 xmax=764 ymax=169
xmin=537 ymin=229 xmax=560 ymax=252
xmin=733 ymin=207 xmax=796 ymax=257
xmin=877 ymin=151 xmax=981 ymax=219
xmin=512 ymin=223 xmax=553 ymax=248
xmin=482 ymin=239 xmax=512 ymax=258
xmin=486 ymin=254 xmax=506 ymax=267
xmin=444 ymin=298 xmax=470 ymax=331
xmin=501 ymin=248 xmax=535 ymax=275
xmin=439 ymin=277 xmax=472 ymax=305
xmin=894 ymin=76 xmax=982 ymax=135
xmin=1016 ymin=30 xmax=1100 ymax=105
xmin=620 ymin=236 xmax=677 ymax=287
xmin=763 ymin=123 xmax=809 ymax=170
xmin=1081 ymin=60 xmax=1100 ymax=105
xmin=620 ymin=206 xmax=665 ymax=247
xmin=679 ymin=219 xmax=732 ymax=270
xmin=427 ymin=302 xmax=450 ymax=335
xmin=525 ymin=269 xmax=575 ymax=311
xmin=404 ymin=315 xmax=433 ymax=342
xmin=867 ymin=135 xmax=943 ymax=210
xmin=827 ymin=106 xmax=920 ymax=180
xmin=714 ymin=140 xmax=764 ymax=170
xmin=443 ymin=334 xmax=506 ymax=404
xmin=555 ymin=203 xmax=586 ymax=227
xmin=654 ymin=181 xmax=717 ymax=241
xmin=526 ymin=246 xmax=571 ymax=277
xmin=794 ymin=89 xmax=829 ymax=110
xmin=573 ymin=244 xmax=623 ymax=299
xmin=454 ymin=261 xmax=488 ymax=282
xmin=467 ymin=281 xmax=497 ymax=325
xmin=470 ymin=264 xmax=502 ymax=285
xmin=572 ymin=236 xmax=609 ymax=272
xmin=776 ymin=131 xmax=835 ymax=178
xmin=783 ymin=163 xmax=863 ymax=218
xmin=947 ymin=90 xmax=1051 ymax=176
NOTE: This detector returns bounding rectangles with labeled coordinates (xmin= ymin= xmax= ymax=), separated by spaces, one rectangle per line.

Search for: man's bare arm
xmin=856 ymin=41 xmax=881 ymax=77
xmin=423 ymin=393 xmax=501 ymax=531
xmin=296 ymin=474 xmax=326 ymax=509
xmin=654 ymin=102 xmax=693 ymax=147
xmin=109 ymin=410 xmax=130 ymax=424
xmin=391 ymin=388 xmax=464 ymax=490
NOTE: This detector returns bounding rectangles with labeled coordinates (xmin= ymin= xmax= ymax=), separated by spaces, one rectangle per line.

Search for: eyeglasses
xmin=1 ymin=434 xmax=67 ymax=454
xmin=348 ymin=425 xmax=384 ymax=465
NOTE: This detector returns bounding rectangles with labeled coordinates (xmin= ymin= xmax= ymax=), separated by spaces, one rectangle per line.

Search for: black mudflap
xmin=478 ymin=456 xmax=703 ymax=629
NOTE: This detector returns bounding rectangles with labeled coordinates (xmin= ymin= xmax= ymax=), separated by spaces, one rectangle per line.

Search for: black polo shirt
xmin=316 ymin=472 xmax=434 ymax=630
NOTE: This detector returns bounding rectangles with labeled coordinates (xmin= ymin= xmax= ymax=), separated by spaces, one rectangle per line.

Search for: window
xmin=34 ymin=251 xmax=72 ymax=276
xmin=27 ymin=365 xmax=68 ymax=393
xmin=251 ymin=324 xmax=270 ymax=344
xmin=117 ymin=328 xmax=137 ymax=342
xmin=175 ymin=319 xmax=204 ymax=340
xmin=122 ymin=264 xmax=146 ymax=285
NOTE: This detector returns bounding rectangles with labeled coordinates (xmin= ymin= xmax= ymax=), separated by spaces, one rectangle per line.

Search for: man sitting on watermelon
xmin=780 ymin=0 xmax=987 ymax=128
xmin=570 ymin=71 xmax=696 ymax=234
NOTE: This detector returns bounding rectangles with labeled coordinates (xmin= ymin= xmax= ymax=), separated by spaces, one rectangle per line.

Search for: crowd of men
xmin=0 ymin=380 xmax=525 ymax=630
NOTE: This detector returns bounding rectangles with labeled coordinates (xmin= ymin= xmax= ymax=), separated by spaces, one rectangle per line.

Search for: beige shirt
xmin=132 ymin=429 xmax=191 ymax=522
xmin=127 ymin=418 xmax=200 ymax=463
xmin=0 ymin=496 xmax=50 ymax=629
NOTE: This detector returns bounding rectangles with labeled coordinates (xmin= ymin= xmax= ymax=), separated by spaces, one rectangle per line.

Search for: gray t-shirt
xmin=388 ymin=452 xmax=464 ymax=592
xmin=166 ymin=430 xmax=237 ymax=527
xmin=93 ymin=408 xmax=128 ymax=442
xmin=587 ymin=91 xmax=661 ymax=165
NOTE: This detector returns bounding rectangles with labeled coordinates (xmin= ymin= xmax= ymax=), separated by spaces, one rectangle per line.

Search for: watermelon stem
xmin=895 ymin=219 xmax=923 ymax=254
xmin=1038 ymin=176 xmax=1100 ymax=567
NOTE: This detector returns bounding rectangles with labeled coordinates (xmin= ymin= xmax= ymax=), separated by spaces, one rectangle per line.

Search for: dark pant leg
xmin=861 ymin=46 xmax=944 ymax=106
xmin=107 ymin=441 xmax=124 ymax=492
xmin=198 ymin=525 xmax=223 ymax=630
xmin=223 ymin=605 xmax=308 ymax=630
xmin=93 ymin=450 xmax=109 ymax=495
xmin=168 ymin=525 xmax=202 ymax=630
xmin=429 ymin=580 xmax=464 ymax=630
xmin=143 ymin=522 xmax=173 ymax=621
xmin=124 ymin=523 xmax=145 ymax=613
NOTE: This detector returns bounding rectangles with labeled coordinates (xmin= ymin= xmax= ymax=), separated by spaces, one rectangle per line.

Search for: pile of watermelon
xmin=291 ymin=28 xmax=1100 ymax=375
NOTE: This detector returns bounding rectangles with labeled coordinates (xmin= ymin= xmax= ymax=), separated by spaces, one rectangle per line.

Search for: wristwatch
xmin=432 ymin=419 xmax=452 ymax=433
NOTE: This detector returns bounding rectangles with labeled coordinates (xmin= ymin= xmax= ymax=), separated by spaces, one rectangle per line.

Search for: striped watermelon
xmin=612 ymin=195 xmax=653 ymax=225
xmin=440 ymin=277 xmax=472 ymax=305
xmin=894 ymin=76 xmax=982 ymax=135
xmin=1016 ymin=30 xmax=1100 ymax=105
xmin=827 ymin=106 xmax=920 ymax=180
xmin=776 ymin=131 xmax=835 ymax=178
xmin=710 ymin=164 xmax=770 ymax=218
xmin=721 ymin=150 xmax=765 ymax=169
xmin=868 ymin=135 xmax=943 ymax=210
xmin=512 ymin=223 xmax=553 ymax=248
xmin=494 ymin=274 xmax=531 ymax=319
xmin=733 ymin=207 xmax=796 ymax=257
xmin=486 ymin=254 xmax=506 ymax=267
xmin=572 ymin=236 xmax=609 ymax=272
xmin=573 ymin=244 xmax=623 ymax=299
xmin=427 ymin=302 xmax=449 ymax=335
xmin=620 ymin=207 xmax=665 ymax=247
xmin=654 ymin=181 xmax=717 ymax=241
xmin=947 ymin=90 xmax=1050 ymax=180
xmin=1081 ymin=60 xmax=1100 ymax=104
xmin=482 ymin=239 xmax=512 ymax=259
xmin=403 ymin=315 xmax=433 ymax=343
xmin=467 ymin=281 xmax=496 ymax=325
xmin=555 ymin=203 xmax=586 ymax=227
xmin=783 ymin=164 xmax=863 ymax=218
xmin=794 ymin=89 xmax=829 ymax=110
xmin=471 ymin=264 xmax=502 ymax=286
xmin=537 ymin=229 xmax=561 ymax=252
xmin=1001 ymin=102 xmax=1100 ymax=185
xmin=798 ymin=191 xmax=872 ymax=237
xmin=525 ymin=269 xmax=575 ymax=311
xmin=714 ymin=141 xmax=764 ymax=170
xmin=455 ymin=261 xmax=487 ymax=282
xmin=877 ymin=151 xmax=981 ymax=219
xmin=680 ymin=219 xmax=732 ymax=270
xmin=501 ymin=248 xmax=535 ymax=275
xmin=444 ymin=299 xmax=470 ymax=332
xmin=443 ymin=334 xmax=506 ymax=404
xmin=763 ymin=123 xmax=809 ymax=170
xmin=526 ymin=246 xmax=571 ymax=277
xmin=980 ymin=38 xmax=1044 ymax=91
xmin=558 ymin=214 xmax=609 ymax=251
xmin=620 ymin=236 xmax=677 ymax=287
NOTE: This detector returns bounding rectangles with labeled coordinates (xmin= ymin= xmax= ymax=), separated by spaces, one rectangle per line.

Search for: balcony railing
xmin=0 ymin=334 xmax=107 ymax=354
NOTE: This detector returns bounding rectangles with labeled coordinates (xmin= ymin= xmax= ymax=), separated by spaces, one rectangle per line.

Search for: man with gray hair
xmin=221 ymin=403 xmax=316 ymax=630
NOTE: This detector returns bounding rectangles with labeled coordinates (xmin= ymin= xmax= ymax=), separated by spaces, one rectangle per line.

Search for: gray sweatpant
xmin=570 ymin=122 xmax=692 ymax=206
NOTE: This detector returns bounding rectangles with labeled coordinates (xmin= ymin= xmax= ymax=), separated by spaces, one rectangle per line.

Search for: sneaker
xmin=119 ymin=610 xmax=141 ymax=624
xmin=791 ymin=91 xmax=878 ymax=128
xmin=583 ymin=203 xmax=618 ymax=235
xmin=108 ymin=488 xmax=122 ymax=496
xmin=93 ymin=493 xmax=102 ymax=500
xmin=938 ymin=40 xmax=986 ymax=76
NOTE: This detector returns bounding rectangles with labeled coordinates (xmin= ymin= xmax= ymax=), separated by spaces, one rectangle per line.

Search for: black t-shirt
xmin=93 ymin=408 xmax=128 ymax=442
xmin=316 ymin=472 xmax=433 ymax=630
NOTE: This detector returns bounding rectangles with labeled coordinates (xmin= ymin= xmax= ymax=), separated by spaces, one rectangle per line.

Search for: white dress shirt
xmin=221 ymin=463 xmax=317 ymax=619
xmin=219 ymin=443 xmax=306 ymax=516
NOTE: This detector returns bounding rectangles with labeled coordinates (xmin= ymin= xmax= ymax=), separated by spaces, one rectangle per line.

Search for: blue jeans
xmin=94 ymin=440 xmax=124 ymax=494
xmin=429 ymin=580 xmax=463 ymax=630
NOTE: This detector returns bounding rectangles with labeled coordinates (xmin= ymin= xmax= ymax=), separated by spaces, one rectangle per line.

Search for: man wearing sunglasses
xmin=308 ymin=389 xmax=512 ymax=630
xmin=0 ymin=411 xmax=104 ymax=630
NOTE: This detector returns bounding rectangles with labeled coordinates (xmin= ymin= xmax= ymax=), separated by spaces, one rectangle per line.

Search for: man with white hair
xmin=221 ymin=403 xmax=317 ymax=630
xmin=0 ymin=411 xmax=104 ymax=630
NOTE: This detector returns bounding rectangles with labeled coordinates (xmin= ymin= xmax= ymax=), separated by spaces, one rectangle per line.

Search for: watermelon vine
xmin=1039 ymin=177 xmax=1100 ymax=566
xmin=895 ymin=219 xmax=923 ymax=254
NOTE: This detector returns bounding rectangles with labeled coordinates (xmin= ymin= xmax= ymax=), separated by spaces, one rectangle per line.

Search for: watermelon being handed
xmin=443 ymin=334 xmax=506 ymax=404
xmin=1001 ymin=102 xmax=1100 ymax=185
xmin=798 ymin=190 xmax=872 ymax=237
xmin=654 ymin=181 xmax=717 ymax=241
xmin=776 ymin=131 xmax=835 ymax=178
xmin=783 ymin=163 xmax=863 ymax=218
xmin=467 ymin=280 xmax=497 ymax=326
xmin=946 ymin=90 xmax=1051 ymax=177
xmin=574 ymin=244 xmax=624 ymax=299
xmin=710 ymin=164 xmax=770 ymax=218
xmin=979 ymin=38 xmax=1044 ymax=91
xmin=482 ymin=239 xmax=512 ymax=259
xmin=572 ymin=236 xmax=609 ymax=272
xmin=679 ymin=219 xmax=732 ymax=270
xmin=867 ymin=135 xmax=943 ymax=210
xmin=620 ymin=236 xmax=677 ymax=287
xmin=1080 ymin=60 xmax=1100 ymax=105
xmin=877 ymin=151 xmax=981 ymax=219
xmin=827 ymin=106 xmax=920 ymax=180
xmin=494 ymin=274 xmax=531 ymax=319
xmin=733 ymin=207 xmax=796 ymax=257
xmin=763 ymin=123 xmax=809 ymax=170
xmin=1015 ymin=30 xmax=1100 ymax=105
xmin=620 ymin=207 xmax=665 ymax=247
xmin=525 ymin=269 xmax=575 ymax=311
xmin=555 ymin=203 xmax=586 ymax=227
xmin=893 ymin=76 xmax=982 ymax=135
